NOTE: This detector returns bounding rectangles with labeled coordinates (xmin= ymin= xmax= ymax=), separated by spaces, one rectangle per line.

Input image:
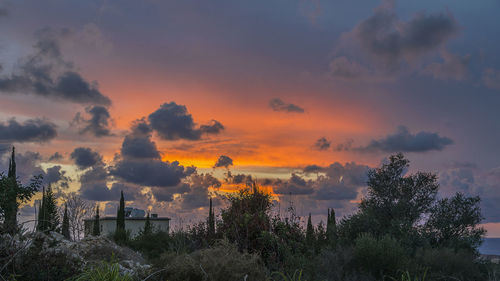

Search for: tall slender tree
xmin=207 ymin=197 xmax=215 ymax=238
xmin=143 ymin=212 xmax=152 ymax=236
xmin=92 ymin=205 xmax=100 ymax=236
xmin=306 ymin=213 xmax=315 ymax=246
xmin=37 ymin=185 xmax=59 ymax=232
xmin=61 ymin=203 xmax=70 ymax=239
xmin=326 ymin=208 xmax=337 ymax=247
xmin=116 ymin=191 xmax=125 ymax=231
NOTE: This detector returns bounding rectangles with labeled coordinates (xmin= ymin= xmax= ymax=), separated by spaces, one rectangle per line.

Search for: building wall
xmin=85 ymin=219 xmax=169 ymax=238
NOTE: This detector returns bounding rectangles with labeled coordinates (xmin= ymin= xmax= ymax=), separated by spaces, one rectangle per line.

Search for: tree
xmin=425 ymin=193 xmax=485 ymax=251
xmin=306 ymin=213 xmax=314 ymax=246
xmin=61 ymin=203 xmax=70 ymax=239
xmin=37 ymin=185 xmax=59 ymax=232
xmin=207 ymin=197 xmax=215 ymax=238
xmin=0 ymin=147 xmax=40 ymax=234
xmin=62 ymin=192 xmax=93 ymax=240
xmin=326 ymin=208 xmax=337 ymax=247
xmin=142 ymin=212 xmax=152 ymax=236
xmin=117 ymin=191 xmax=125 ymax=231
xmin=340 ymin=153 xmax=439 ymax=242
xmin=219 ymin=183 xmax=272 ymax=252
xmin=92 ymin=205 xmax=100 ymax=236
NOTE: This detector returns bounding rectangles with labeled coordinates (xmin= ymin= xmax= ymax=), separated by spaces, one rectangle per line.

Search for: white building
xmin=84 ymin=214 xmax=170 ymax=238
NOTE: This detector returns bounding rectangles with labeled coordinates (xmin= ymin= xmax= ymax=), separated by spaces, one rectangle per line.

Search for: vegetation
xmin=2 ymin=150 xmax=499 ymax=281
xmin=93 ymin=205 xmax=101 ymax=236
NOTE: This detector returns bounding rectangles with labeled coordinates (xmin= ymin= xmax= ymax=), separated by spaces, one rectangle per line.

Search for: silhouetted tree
xmin=37 ymin=185 xmax=59 ymax=232
xmin=1 ymin=147 xmax=40 ymax=234
xmin=117 ymin=191 xmax=125 ymax=231
xmin=306 ymin=213 xmax=314 ymax=246
xmin=92 ymin=205 xmax=100 ymax=236
xmin=61 ymin=203 xmax=70 ymax=239
xmin=143 ymin=212 xmax=152 ymax=236
xmin=326 ymin=208 xmax=337 ymax=247
xmin=207 ymin=197 xmax=215 ymax=238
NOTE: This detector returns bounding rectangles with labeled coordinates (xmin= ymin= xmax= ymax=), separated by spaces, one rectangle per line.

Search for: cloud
xmin=225 ymin=171 xmax=254 ymax=187
xmin=302 ymin=164 xmax=324 ymax=174
xmin=269 ymin=98 xmax=305 ymax=113
xmin=483 ymin=68 xmax=500 ymax=90
xmin=121 ymin=119 xmax=160 ymax=159
xmin=148 ymin=102 xmax=224 ymax=140
xmin=0 ymin=8 xmax=8 ymax=17
xmin=111 ymin=159 xmax=193 ymax=187
xmin=214 ymin=155 xmax=233 ymax=168
xmin=48 ymin=152 xmax=63 ymax=161
xmin=334 ymin=139 xmax=354 ymax=152
xmin=74 ymin=105 xmax=113 ymax=137
xmin=329 ymin=56 xmax=372 ymax=79
xmin=0 ymin=28 xmax=111 ymax=105
xmin=314 ymin=137 xmax=331 ymax=151
xmin=0 ymin=118 xmax=57 ymax=143
xmin=273 ymin=173 xmax=315 ymax=195
xmin=179 ymin=173 xmax=221 ymax=209
xmin=357 ymin=126 xmax=453 ymax=153
xmin=353 ymin=1 xmax=458 ymax=69
xmin=44 ymin=165 xmax=71 ymax=188
xmin=79 ymin=164 xmax=113 ymax=201
xmin=422 ymin=50 xmax=470 ymax=81
xmin=70 ymin=147 xmax=103 ymax=169
xmin=0 ymin=150 xmax=44 ymax=184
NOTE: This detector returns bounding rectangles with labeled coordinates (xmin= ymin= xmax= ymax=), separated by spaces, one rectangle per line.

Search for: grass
xmin=73 ymin=261 xmax=132 ymax=281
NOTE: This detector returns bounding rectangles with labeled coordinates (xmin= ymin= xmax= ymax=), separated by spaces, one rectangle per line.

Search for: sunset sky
xmin=1 ymin=0 xmax=500 ymax=235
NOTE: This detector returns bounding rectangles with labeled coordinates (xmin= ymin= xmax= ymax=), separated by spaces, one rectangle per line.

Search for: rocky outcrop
xmin=0 ymin=231 xmax=150 ymax=278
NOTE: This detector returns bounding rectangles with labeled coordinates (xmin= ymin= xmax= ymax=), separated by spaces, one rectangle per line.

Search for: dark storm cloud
xmin=121 ymin=119 xmax=160 ymax=159
xmin=79 ymin=164 xmax=113 ymax=201
xmin=213 ymin=155 xmax=233 ymax=168
xmin=314 ymin=137 xmax=331 ymax=151
xmin=269 ymin=98 xmax=305 ymax=113
xmin=74 ymin=106 xmax=113 ymax=137
xmin=357 ymin=126 xmax=453 ymax=153
xmin=303 ymin=164 xmax=324 ymax=174
xmin=353 ymin=1 xmax=458 ymax=69
xmin=70 ymin=147 xmax=103 ymax=169
xmin=111 ymin=159 xmax=192 ymax=187
xmin=44 ymin=165 xmax=70 ymax=188
xmin=148 ymin=102 xmax=224 ymax=140
xmin=273 ymin=173 xmax=315 ymax=195
xmin=0 ymin=28 xmax=111 ymax=105
xmin=48 ymin=152 xmax=63 ymax=161
xmin=0 ymin=118 xmax=57 ymax=143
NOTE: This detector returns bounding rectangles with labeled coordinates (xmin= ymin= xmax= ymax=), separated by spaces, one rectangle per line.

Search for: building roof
xmin=84 ymin=216 xmax=170 ymax=222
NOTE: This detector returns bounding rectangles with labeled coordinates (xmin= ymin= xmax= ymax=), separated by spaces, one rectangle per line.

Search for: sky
xmin=1 ymin=0 xmax=500 ymax=235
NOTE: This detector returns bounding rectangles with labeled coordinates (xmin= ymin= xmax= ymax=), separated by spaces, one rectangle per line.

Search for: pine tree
xmin=306 ymin=213 xmax=315 ymax=247
xmin=92 ymin=205 xmax=100 ymax=236
xmin=37 ymin=185 xmax=59 ymax=232
xmin=143 ymin=212 xmax=152 ymax=236
xmin=207 ymin=197 xmax=215 ymax=238
xmin=61 ymin=203 xmax=70 ymax=239
xmin=326 ymin=208 xmax=337 ymax=248
xmin=315 ymin=220 xmax=327 ymax=251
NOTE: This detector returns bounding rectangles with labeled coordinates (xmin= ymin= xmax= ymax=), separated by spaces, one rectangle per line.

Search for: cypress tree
xmin=93 ymin=205 xmax=100 ymax=236
xmin=207 ymin=197 xmax=215 ymax=238
xmin=326 ymin=208 xmax=337 ymax=248
xmin=4 ymin=147 xmax=18 ymax=233
xmin=61 ymin=203 xmax=70 ymax=239
xmin=143 ymin=212 xmax=152 ymax=236
xmin=37 ymin=186 xmax=46 ymax=232
xmin=37 ymin=185 xmax=59 ymax=232
xmin=116 ymin=191 xmax=125 ymax=231
xmin=306 ymin=213 xmax=315 ymax=246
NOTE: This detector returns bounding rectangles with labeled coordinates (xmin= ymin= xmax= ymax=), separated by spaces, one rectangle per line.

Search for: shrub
xmin=353 ymin=233 xmax=409 ymax=279
xmin=74 ymin=261 xmax=132 ymax=281
xmin=153 ymin=240 xmax=268 ymax=281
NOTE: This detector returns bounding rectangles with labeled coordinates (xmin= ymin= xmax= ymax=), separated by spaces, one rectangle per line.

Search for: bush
xmin=153 ymin=240 xmax=269 ymax=281
xmin=413 ymin=247 xmax=487 ymax=281
xmin=74 ymin=261 xmax=132 ymax=281
xmin=353 ymin=233 xmax=409 ymax=279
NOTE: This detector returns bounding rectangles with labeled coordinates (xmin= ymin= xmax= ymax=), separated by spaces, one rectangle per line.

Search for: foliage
xmin=142 ymin=212 xmax=152 ymax=236
xmin=326 ymin=208 xmax=337 ymax=248
xmin=353 ymin=233 xmax=409 ymax=279
xmin=272 ymin=269 xmax=304 ymax=281
xmin=425 ymin=192 xmax=485 ymax=251
xmin=62 ymin=203 xmax=71 ymax=239
xmin=37 ymin=185 xmax=60 ymax=233
xmin=306 ymin=214 xmax=314 ymax=247
xmin=153 ymin=240 xmax=268 ymax=281
xmin=219 ymin=184 xmax=272 ymax=252
xmin=0 ymin=148 xmax=40 ymax=234
xmin=93 ymin=205 xmax=100 ymax=236
xmin=74 ymin=261 xmax=132 ymax=281
xmin=116 ymin=191 xmax=125 ymax=232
